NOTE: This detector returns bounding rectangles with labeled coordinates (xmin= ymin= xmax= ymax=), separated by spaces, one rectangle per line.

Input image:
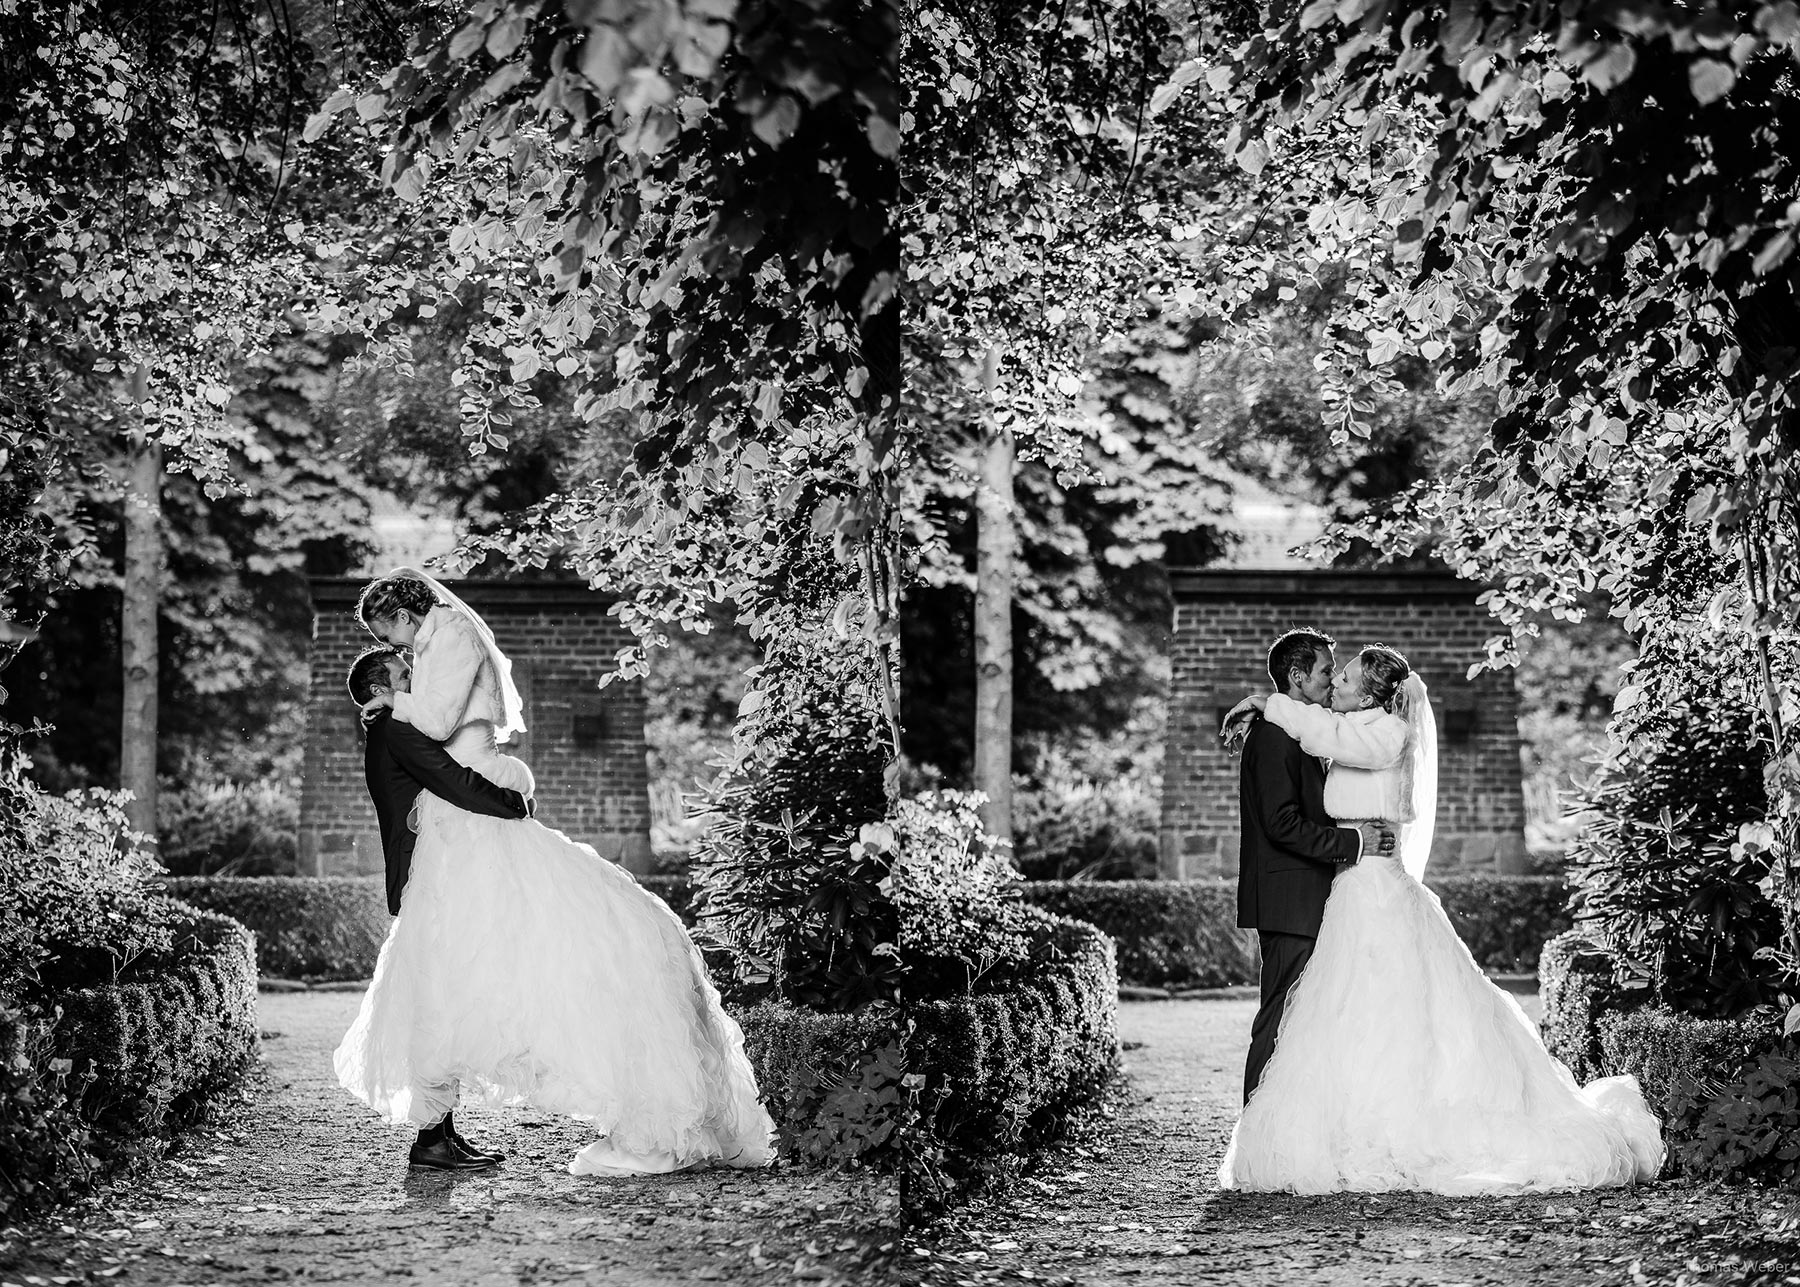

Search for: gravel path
xmin=0 ymin=990 xmax=902 ymax=1286
xmin=6 ymin=990 xmax=1793 ymax=1287
xmin=906 ymin=994 xmax=1797 ymax=1287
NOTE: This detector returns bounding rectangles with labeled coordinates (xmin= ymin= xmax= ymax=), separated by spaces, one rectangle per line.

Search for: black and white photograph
xmin=3 ymin=0 xmax=1799 ymax=1284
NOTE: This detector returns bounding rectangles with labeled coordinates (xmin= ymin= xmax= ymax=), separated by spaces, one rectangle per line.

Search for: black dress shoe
xmin=448 ymin=1130 xmax=504 ymax=1164
xmin=408 ymin=1137 xmax=497 ymax=1170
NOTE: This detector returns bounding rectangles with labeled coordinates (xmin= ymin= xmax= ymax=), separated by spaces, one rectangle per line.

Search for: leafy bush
xmin=737 ymin=999 xmax=907 ymax=1166
xmin=1665 ymin=1041 xmax=1800 ymax=1185
xmin=1597 ymin=1003 xmax=1783 ymax=1125
xmin=1 ymin=727 xmax=179 ymax=1001
xmin=1430 ymin=873 xmax=1575 ymax=973
xmin=1567 ymin=625 xmax=1785 ymax=1017
xmin=1011 ymin=761 xmax=1159 ymax=882
xmin=1540 ymin=930 xmax=1800 ymax=1184
xmin=873 ymin=790 xmax=1037 ymax=996
xmin=907 ymin=911 xmax=1120 ymax=1209
xmin=157 ymin=775 xmax=298 ymax=876
xmin=0 ymin=1002 xmax=95 ymax=1222
xmin=51 ymin=905 xmax=259 ymax=1138
xmin=0 ymin=905 xmax=257 ymax=1221
xmin=689 ymin=625 xmax=899 ymax=1013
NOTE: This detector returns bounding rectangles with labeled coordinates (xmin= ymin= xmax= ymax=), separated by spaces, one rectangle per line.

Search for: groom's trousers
xmin=1244 ymin=930 xmax=1314 ymax=1104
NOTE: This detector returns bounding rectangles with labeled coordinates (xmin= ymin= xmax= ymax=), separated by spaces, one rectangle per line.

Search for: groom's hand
xmin=1355 ymin=822 xmax=1396 ymax=859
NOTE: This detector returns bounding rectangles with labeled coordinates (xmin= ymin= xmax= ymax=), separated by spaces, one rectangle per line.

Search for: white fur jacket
xmin=1263 ymin=693 xmax=1415 ymax=825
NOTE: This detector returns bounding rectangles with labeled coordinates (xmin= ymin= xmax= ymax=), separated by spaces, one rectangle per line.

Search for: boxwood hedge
xmin=1538 ymin=928 xmax=1796 ymax=1183
xmin=2 ymin=902 xmax=259 ymax=1219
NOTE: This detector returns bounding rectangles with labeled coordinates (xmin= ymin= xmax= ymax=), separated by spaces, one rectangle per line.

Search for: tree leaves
xmin=1689 ymin=58 xmax=1737 ymax=104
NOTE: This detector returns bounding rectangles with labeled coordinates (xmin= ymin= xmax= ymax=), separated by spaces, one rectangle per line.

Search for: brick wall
xmin=1160 ymin=570 xmax=1527 ymax=879
xmin=300 ymin=577 xmax=654 ymax=876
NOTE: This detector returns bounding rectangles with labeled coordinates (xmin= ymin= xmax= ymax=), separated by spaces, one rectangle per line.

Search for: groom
xmin=346 ymin=645 xmax=533 ymax=1170
xmin=1234 ymin=628 xmax=1393 ymax=1104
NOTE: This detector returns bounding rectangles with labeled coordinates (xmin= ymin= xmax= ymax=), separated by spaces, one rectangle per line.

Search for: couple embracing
xmin=1217 ymin=628 xmax=1664 ymax=1195
xmin=332 ymin=568 xmax=774 ymax=1175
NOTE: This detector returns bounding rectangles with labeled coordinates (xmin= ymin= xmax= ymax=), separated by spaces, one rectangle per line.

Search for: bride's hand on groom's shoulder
xmin=1218 ymin=694 xmax=1266 ymax=750
xmin=359 ymin=692 xmax=394 ymax=726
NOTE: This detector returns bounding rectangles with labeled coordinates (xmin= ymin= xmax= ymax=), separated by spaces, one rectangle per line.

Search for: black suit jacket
xmin=363 ymin=712 xmax=529 ymax=916
xmin=1236 ymin=716 xmax=1361 ymax=937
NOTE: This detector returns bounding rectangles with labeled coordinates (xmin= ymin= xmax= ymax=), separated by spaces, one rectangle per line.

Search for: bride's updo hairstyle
xmin=355 ymin=573 xmax=441 ymax=637
xmin=1358 ymin=644 xmax=1413 ymax=713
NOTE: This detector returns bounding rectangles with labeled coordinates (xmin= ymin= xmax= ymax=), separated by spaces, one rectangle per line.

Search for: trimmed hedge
xmin=51 ymin=904 xmax=260 ymax=1137
xmin=1597 ymin=1005 xmax=1783 ymax=1120
xmin=910 ymin=913 xmax=1120 ymax=1153
xmin=161 ymin=872 xmax=696 ymax=980
xmin=162 ymin=876 xmax=388 ymax=981
xmin=1537 ymin=928 xmax=1633 ymax=1082
xmin=737 ymin=998 xmax=903 ymax=1164
xmin=2 ymin=901 xmax=260 ymax=1219
xmin=1019 ymin=880 xmax=1249 ymax=988
xmin=1025 ymin=876 xmax=1571 ymax=988
xmin=1538 ymin=930 xmax=1797 ymax=1182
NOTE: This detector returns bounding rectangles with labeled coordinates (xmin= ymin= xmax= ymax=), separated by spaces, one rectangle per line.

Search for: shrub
xmin=1596 ymin=1004 xmax=1783 ymax=1123
xmin=1664 ymin=1040 xmax=1800 ymax=1185
xmin=1 ymin=728 xmax=178 ymax=1002
xmin=1012 ymin=769 xmax=1159 ymax=882
xmin=738 ymin=999 xmax=906 ymax=1166
xmin=1431 ymin=874 xmax=1574 ymax=973
xmin=1566 ymin=625 xmax=1786 ymax=1017
xmin=907 ymin=911 xmax=1120 ymax=1207
xmin=874 ymin=790 xmax=1037 ymax=996
xmin=157 ymin=775 xmax=299 ymax=876
xmin=51 ymin=905 xmax=259 ymax=1138
xmin=0 ymin=1003 xmax=95 ymax=1222
xmin=1538 ymin=931 xmax=1800 ymax=1183
xmin=1022 ymin=880 xmax=1252 ymax=988
xmin=689 ymin=615 xmax=900 ymax=1012
xmin=161 ymin=876 xmax=389 ymax=980
xmin=0 ymin=904 xmax=257 ymax=1221
xmin=1537 ymin=929 xmax=1636 ymax=1083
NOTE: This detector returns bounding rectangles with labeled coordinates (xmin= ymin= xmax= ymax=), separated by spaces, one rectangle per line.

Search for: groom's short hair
xmin=1268 ymin=628 xmax=1335 ymax=693
xmin=347 ymin=646 xmax=405 ymax=706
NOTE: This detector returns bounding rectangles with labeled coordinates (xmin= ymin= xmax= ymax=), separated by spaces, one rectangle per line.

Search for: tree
xmin=306 ymin=0 xmax=901 ymax=754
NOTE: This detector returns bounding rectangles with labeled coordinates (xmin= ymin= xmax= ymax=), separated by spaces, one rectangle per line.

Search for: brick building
xmin=1159 ymin=568 xmax=1528 ymax=879
xmin=299 ymin=576 xmax=654 ymax=877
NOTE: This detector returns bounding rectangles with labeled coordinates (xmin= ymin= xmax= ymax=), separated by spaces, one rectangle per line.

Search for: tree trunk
xmin=972 ymin=345 xmax=1014 ymax=846
xmin=120 ymin=406 xmax=161 ymax=846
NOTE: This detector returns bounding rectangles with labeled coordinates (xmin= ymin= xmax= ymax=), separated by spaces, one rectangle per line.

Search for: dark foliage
xmin=1566 ymin=629 xmax=1783 ymax=1017
xmin=904 ymin=911 xmax=1120 ymax=1213
xmin=689 ymin=541 xmax=899 ymax=1012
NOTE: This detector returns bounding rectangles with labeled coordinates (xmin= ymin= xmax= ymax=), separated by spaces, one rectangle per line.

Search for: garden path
xmin=907 ymin=995 xmax=1799 ymax=1287
xmin=0 ymin=990 xmax=902 ymax=1287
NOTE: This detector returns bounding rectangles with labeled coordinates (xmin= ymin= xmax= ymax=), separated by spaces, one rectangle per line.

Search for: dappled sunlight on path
xmin=0 ymin=991 xmax=900 ymax=1287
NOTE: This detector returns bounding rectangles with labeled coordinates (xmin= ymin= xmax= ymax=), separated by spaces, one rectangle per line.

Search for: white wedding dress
xmin=1217 ymin=679 xmax=1664 ymax=1195
xmin=334 ymin=580 xmax=773 ymax=1175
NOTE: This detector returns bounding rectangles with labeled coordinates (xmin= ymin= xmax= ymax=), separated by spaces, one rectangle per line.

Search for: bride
xmin=333 ymin=568 xmax=774 ymax=1176
xmin=1215 ymin=644 xmax=1663 ymax=1194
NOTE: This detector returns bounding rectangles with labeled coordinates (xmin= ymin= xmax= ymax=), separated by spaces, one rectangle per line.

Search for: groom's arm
xmin=1245 ymin=725 xmax=1361 ymax=866
xmin=384 ymin=720 xmax=529 ymax=820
